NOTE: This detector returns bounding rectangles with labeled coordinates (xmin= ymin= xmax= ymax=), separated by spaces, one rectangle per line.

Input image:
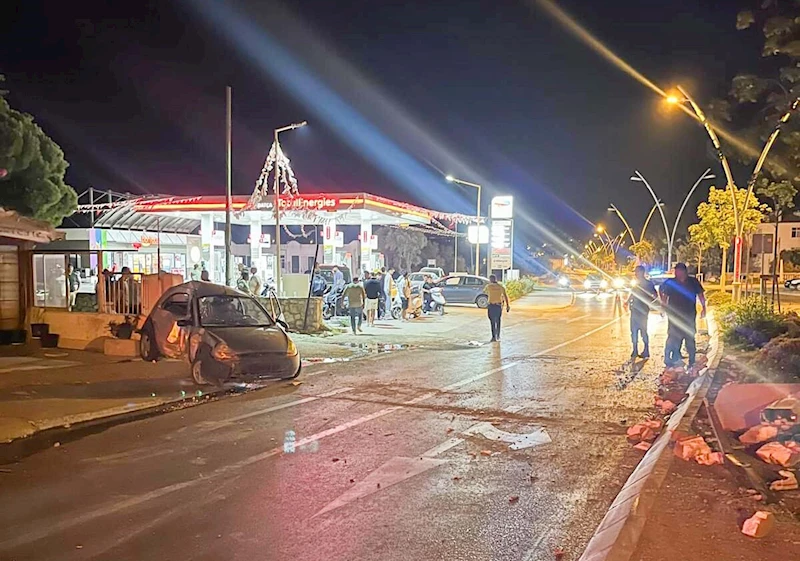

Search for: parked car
xmin=139 ymin=282 xmax=300 ymax=385
xmin=419 ymin=266 xmax=445 ymax=279
xmin=317 ymin=264 xmax=352 ymax=289
xmin=785 ymin=278 xmax=800 ymax=290
xmin=582 ymin=274 xmax=608 ymax=292
xmin=408 ymin=272 xmax=428 ymax=290
xmin=435 ymin=275 xmax=490 ymax=308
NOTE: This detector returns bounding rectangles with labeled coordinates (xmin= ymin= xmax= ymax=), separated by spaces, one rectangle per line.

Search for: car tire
xmin=190 ymin=346 xmax=215 ymax=386
xmin=391 ymin=307 xmax=401 ymax=320
xmin=282 ymin=363 xmax=301 ymax=380
xmin=476 ymin=295 xmax=489 ymax=309
xmin=139 ymin=321 xmax=159 ymax=361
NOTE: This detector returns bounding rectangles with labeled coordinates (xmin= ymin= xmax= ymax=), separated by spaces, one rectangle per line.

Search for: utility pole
xmin=224 ymin=86 xmax=233 ymax=287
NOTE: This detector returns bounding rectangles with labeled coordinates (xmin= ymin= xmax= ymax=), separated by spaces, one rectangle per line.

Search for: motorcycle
xmin=428 ymin=287 xmax=446 ymax=315
xmin=322 ymin=285 xmax=346 ymax=320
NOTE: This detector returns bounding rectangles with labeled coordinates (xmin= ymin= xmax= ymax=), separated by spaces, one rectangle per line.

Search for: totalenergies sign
xmin=490 ymin=196 xmax=513 ymax=219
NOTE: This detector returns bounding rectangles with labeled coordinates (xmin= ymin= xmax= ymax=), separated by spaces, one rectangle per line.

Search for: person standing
xmin=625 ymin=265 xmax=658 ymax=359
xmin=383 ymin=267 xmax=396 ymax=319
xmin=190 ymin=264 xmax=201 ymax=281
xmin=363 ymin=272 xmax=381 ymax=326
xmin=237 ymin=271 xmax=250 ymax=293
xmin=660 ymin=263 xmax=706 ymax=367
xmin=332 ymin=266 xmax=345 ymax=290
xmin=200 ymin=269 xmax=210 ymax=282
xmin=343 ymin=276 xmax=366 ymax=334
xmin=67 ymin=264 xmax=81 ymax=311
xmin=249 ymin=266 xmax=263 ymax=296
xmin=483 ymin=275 xmax=510 ymax=342
xmin=421 ymin=275 xmax=434 ymax=313
xmin=377 ymin=267 xmax=387 ymax=319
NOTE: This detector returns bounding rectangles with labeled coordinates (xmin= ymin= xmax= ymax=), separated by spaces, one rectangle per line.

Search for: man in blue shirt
xmin=660 ymin=263 xmax=706 ymax=367
xmin=625 ymin=265 xmax=658 ymax=359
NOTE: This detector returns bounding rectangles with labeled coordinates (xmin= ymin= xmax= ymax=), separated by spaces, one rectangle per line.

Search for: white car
xmin=418 ymin=267 xmax=445 ymax=279
xmin=408 ymin=272 xmax=428 ymax=290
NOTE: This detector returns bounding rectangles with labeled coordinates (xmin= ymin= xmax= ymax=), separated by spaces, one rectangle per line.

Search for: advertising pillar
xmin=323 ymin=221 xmax=337 ymax=264
xmin=359 ymin=222 xmax=372 ymax=275
xmin=490 ymin=196 xmax=514 ymax=276
xmin=200 ymin=213 xmax=214 ymax=278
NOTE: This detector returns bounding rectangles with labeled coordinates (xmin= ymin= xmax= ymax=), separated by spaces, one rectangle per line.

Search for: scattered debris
xmin=554 ymin=547 xmax=565 ymax=561
xmin=291 ymin=381 xmax=303 ymax=387
xmin=633 ymin=441 xmax=652 ymax=452
xmin=53 ymin=442 xmax=60 ymax=448
xmin=741 ymin=511 xmax=775 ymax=538
xmin=674 ymin=435 xmax=712 ymax=462
xmin=332 ymin=458 xmax=340 ymax=463
xmin=349 ymin=479 xmax=355 ymax=483
xmin=446 ymin=427 xmax=454 ymax=434
xmin=769 ymin=470 xmax=798 ymax=492
xmin=738 ymin=424 xmax=779 ymax=445
xmin=452 ymin=476 xmax=461 ymax=481
xmin=480 ymin=450 xmax=493 ymax=457
xmin=509 ymin=495 xmax=519 ymax=504
xmin=755 ymin=441 xmax=800 ymax=467
xmin=696 ymin=451 xmax=724 ymax=466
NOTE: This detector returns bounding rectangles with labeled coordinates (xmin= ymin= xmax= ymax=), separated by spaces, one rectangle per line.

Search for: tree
xmin=692 ymin=186 xmax=769 ymax=288
xmin=756 ymin=178 xmax=796 ymax=308
xmin=675 ymin=237 xmax=722 ymax=277
xmin=0 ymin=92 xmax=77 ymax=225
xmin=628 ymin=239 xmax=656 ymax=265
xmin=377 ymin=227 xmax=427 ymax=272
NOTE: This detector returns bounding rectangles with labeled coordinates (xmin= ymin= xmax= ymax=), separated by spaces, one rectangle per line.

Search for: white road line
xmin=1 ymin=318 xmax=622 ymax=551
xmin=420 ymin=437 xmax=465 ymax=458
xmin=566 ymin=313 xmax=592 ymax=324
xmin=204 ymin=387 xmax=354 ymax=429
xmin=305 ymin=369 xmax=329 ymax=377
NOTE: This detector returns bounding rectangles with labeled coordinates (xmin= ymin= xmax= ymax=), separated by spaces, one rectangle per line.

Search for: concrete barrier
xmin=267 ymin=297 xmax=323 ymax=333
xmin=28 ymin=308 xmax=138 ymax=351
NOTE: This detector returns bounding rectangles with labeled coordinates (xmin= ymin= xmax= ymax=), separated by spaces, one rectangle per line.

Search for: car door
xmin=463 ymin=276 xmax=486 ymax=303
xmin=440 ymin=276 xmax=465 ymax=303
xmin=262 ymin=287 xmax=286 ymax=327
xmin=151 ymin=292 xmax=191 ymax=358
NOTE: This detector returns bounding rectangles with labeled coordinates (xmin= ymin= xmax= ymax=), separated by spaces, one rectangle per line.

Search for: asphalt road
xmin=0 ymin=291 xmax=668 ymax=561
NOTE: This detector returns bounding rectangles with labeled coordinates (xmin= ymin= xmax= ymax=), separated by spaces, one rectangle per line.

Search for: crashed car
xmin=139 ymin=281 xmax=301 ymax=385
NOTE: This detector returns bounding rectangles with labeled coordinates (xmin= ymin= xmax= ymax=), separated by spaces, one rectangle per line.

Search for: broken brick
xmin=756 ymin=441 xmax=800 ymax=467
xmin=696 ymin=452 xmax=724 ymax=466
xmin=769 ymin=470 xmax=799 ymax=492
xmin=738 ymin=424 xmax=778 ymax=445
xmin=741 ymin=511 xmax=775 ymax=538
xmin=633 ymin=441 xmax=652 ymax=452
xmin=674 ymin=435 xmax=712 ymax=461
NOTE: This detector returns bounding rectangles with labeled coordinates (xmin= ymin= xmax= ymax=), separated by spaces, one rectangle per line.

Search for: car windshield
xmin=198 ymin=295 xmax=274 ymax=327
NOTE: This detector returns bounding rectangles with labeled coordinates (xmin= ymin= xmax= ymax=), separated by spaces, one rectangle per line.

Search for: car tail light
xmin=286 ymin=339 xmax=298 ymax=356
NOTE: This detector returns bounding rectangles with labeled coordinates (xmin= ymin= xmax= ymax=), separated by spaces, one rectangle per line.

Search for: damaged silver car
xmin=139 ymin=281 xmax=301 ymax=385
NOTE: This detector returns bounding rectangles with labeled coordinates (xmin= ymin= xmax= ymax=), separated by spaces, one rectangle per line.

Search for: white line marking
xmin=202 ymin=387 xmax=354 ymax=430
xmin=421 ymin=437 xmax=464 ymax=458
xmin=566 ymin=313 xmax=592 ymax=324
xmin=305 ymin=369 xmax=329 ymax=377
xmin=1 ymin=318 xmax=622 ymax=551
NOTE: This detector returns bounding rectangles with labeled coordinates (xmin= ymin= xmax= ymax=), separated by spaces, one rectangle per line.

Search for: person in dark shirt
xmin=659 ymin=263 xmax=706 ymax=367
xmin=624 ymin=266 xmax=658 ymax=359
xmin=421 ymin=276 xmax=434 ymax=313
xmin=363 ymin=272 xmax=382 ymax=326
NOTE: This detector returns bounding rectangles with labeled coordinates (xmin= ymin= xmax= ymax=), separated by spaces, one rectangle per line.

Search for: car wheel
xmin=322 ymin=306 xmax=334 ymax=320
xmin=281 ymin=364 xmax=301 ymax=380
xmin=139 ymin=321 xmax=159 ymax=361
xmin=391 ymin=306 xmax=402 ymax=320
xmin=476 ymin=295 xmax=489 ymax=309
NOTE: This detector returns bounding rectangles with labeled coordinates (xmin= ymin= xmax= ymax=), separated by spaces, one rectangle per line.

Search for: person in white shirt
xmin=249 ymin=266 xmax=263 ymax=296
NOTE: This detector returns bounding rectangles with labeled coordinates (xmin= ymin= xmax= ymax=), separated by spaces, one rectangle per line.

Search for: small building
xmin=0 ymin=208 xmax=63 ymax=334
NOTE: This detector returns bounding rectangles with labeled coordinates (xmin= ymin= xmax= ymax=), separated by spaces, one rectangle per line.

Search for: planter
xmin=40 ymin=333 xmax=60 ymax=348
xmin=30 ymin=323 xmax=49 ymax=338
xmin=0 ymin=330 xmax=26 ymax=345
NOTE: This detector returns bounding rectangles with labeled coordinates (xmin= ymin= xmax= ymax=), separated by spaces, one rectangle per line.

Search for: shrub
xmin=718 ymin=296 xmax=786 ymax=348
xmin=504 ymin=277 xmax=537 ymax=301
xmin=753 ymin=336 xmax=800 ymax=381
xmin=706 ymin=290 xmax=732 ymax=307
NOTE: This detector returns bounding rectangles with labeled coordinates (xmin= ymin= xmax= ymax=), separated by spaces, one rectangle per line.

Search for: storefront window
xmin=33 ymin=254 xmax=67 ymax=308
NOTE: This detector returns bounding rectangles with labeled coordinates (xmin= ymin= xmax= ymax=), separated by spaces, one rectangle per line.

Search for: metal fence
xmin=98 ymin=273 xmax=144 ymax=315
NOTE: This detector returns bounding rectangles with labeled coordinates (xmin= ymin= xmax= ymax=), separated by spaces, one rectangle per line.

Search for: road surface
xmin=0 ymin=291 xmax=667 ymax=561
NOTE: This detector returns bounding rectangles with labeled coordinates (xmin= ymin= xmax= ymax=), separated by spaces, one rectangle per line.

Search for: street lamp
xmin=273 ymin=120 xmax=307 ymax=296
xmin=445 ymin=175 xmax=482 ymax=276
xmin=630 ymin=168 xmax=715 ymax=272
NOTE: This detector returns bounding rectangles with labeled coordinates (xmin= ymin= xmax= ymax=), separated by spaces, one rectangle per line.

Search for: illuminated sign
xmin=490 ymin=220 xmax=513 ymax=270
xmin=467 ymin=225 xmax=489 ymax=244
xmin=490 ymin=196 xmax=513 ymax=219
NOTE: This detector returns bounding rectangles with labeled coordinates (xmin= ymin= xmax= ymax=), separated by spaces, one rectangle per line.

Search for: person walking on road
xmin=659 ymin=262 xmax=706 ymax=368
xmin=383 ymin=267 xmax=396 ymax=319
xmin=624 ymin=265 xmax=658 ymax=359
xmin=343 ymin=276 xmax=366 ymax=334
xmin=483 ymin=275 xmax=510 ymax=342
xmin=363 ymin=272 xmax=381 ymax=327
xmin=399 ymin=271 xmax=412 ymax=320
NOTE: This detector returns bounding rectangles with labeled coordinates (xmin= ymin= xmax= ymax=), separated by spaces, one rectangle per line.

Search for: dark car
xmin=785 ymin=278 xmax=800 ymax=290
xmin=139 ymin=282 xmax=300 ymax=385
xmin=436 ymin=275 xmax=490 ymax=308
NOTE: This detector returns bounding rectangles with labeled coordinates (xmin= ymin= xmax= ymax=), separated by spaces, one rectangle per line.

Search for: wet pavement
xmin=0 ymin=291 xmax=670 ymax=561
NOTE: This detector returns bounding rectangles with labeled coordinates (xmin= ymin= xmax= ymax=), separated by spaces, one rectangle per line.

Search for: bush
xmin=753 ymin=336 xmax=800 ymax=381
xmin=706 ymin=290 xmax=732 ymax=307
xmin=505 ymin=277 xmax=537 ymax=301
xmin=717 ymin=296 xmax=786 ymax=348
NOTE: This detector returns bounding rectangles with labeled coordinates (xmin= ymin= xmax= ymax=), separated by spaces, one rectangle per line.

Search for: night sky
xmin=1 ymin=0 xmax=761 ymax=245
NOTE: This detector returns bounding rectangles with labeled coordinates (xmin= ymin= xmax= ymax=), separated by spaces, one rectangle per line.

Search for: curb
xmin=0 ymin=387 xmax=233 ymax=465
xmin=579 ymin=312 xmax=723 ymax=561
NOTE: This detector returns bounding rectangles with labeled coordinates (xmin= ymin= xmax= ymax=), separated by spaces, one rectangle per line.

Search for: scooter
xmin=428 ymin=287 xmax=446 ymax=315
xmin=322 ymin=285 xmax=346 ymax=320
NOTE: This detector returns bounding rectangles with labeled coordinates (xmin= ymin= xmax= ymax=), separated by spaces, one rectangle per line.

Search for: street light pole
xmin=272 ymin=121 xmax=307 ymax=297
xmin=225 ymin=86 xmax=233 ymax=286
xmin=631 ymin=168 xmax=715 ymax=273
xmin=445 ymin=175 xmax=482 ymax=276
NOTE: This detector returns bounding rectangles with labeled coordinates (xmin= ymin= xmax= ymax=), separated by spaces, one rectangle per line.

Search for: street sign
xmin=490 ymin=219 xmax=513 ymax=270
xmin=491 ymin=196 xmax=513 ymax=219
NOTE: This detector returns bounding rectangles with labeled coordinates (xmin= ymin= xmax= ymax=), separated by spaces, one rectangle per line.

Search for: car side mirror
xmin=277 ymin=319 xmax=289 ymax=331
xmin=176 ymin=318 xmax=193 ymax=327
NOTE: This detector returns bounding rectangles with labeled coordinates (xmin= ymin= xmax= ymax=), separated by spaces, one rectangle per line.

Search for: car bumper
xmin=229 ymin=353 xmax=301 ymax=379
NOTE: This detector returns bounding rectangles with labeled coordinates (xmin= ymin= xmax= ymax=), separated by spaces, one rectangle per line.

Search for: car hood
xmin=206 ymin=326 xmax=289 ymax=354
